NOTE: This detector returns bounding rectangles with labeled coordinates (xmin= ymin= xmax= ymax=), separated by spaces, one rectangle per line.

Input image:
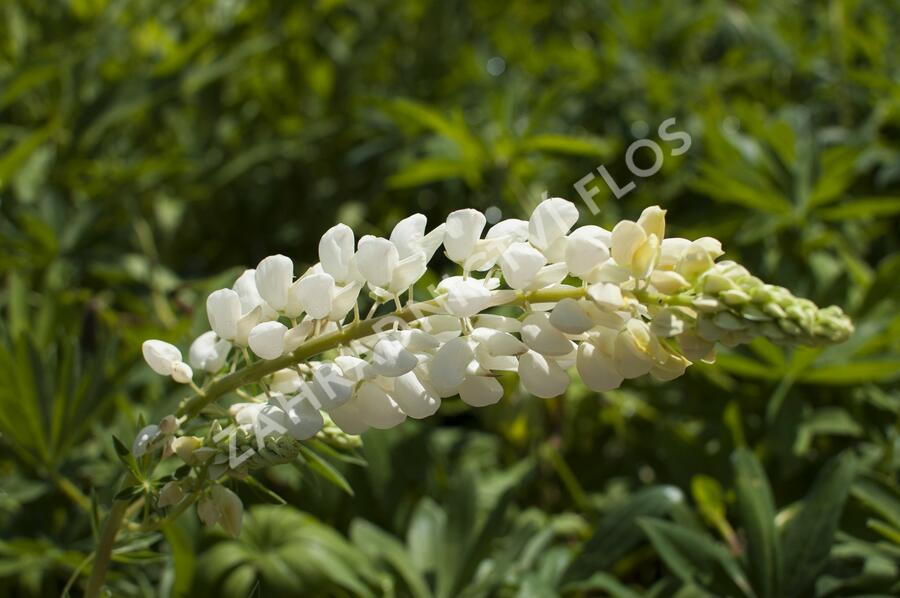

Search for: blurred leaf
xmin=732 ymin=448 xmax=780 ymax=597
xmin=781 ymin=451 xmax=858 ymax=597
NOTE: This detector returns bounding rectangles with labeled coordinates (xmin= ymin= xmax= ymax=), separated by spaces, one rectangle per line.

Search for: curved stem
xmin=177 ymin=287 xmax=590 ymax=419
xmin=84 ymin=499 xmax=129 ymax=598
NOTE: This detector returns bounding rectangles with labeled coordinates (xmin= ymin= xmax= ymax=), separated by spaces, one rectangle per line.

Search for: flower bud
xmin=158 ymin=481 xmax=184 ymax=507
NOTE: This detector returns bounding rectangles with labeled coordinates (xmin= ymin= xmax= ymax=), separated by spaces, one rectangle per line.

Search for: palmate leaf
xmin=781 ymin=451 xmax=858 ymax=597
xmin=194 ymin=505 xmax=381 ymax=598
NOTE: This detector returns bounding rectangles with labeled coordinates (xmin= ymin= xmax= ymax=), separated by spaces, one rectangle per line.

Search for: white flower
xmin=520 ymin=312 xmax=575 ymax=356
xmin=233 ymin=269 xmax=277 ymax=320
xmin=319 ymin=224 xmax=358 ymax=283
xmin=614 ymin=319 xmax=658 ymax=379
xmin=263 ymin=395 xmax=324 ymax=440
xmin=437 ymin=276 xmax=497 ymax=317
xmin=576 ymin=337 xmax=623 ymax=392
xmin=171 ymin=362 xmax=194 ymax=384
xmin=207 ymin=288 xmax=241 ymax=341
xmin=248 ymin=321 xmax=288 ymax=360
xmin=390 ymin=213 xmax=446 ymax=261
xmin=549 ymin=298 xmax=595 ymax=334
xmin=189 ymin=331 xmax=231 ymax=373
xmin=329 ymin=399 xmax=369 ymax=435
xmin=356 ymin=235 xmax=399 ymax=289
xmin=528 ymin=197 xmax=579 ymax=251
xmin=565 ymin=225 xmax=610 ymax=277
xmin=517 ymin=350 xmax=569 ymax=398
xmin=255 ymin=255 xmax=294 ymax=312
xmin=142 ymin=340 xmax=193 ymax=384
xmin=305 ymin=361 xmax=353 ymax=410
xmin=354 ymin=380 xmax=406 ymax=429
xmin=293 ymin=272 xmax=336 ymax=319
xmin=429 ymin=337 xmax=474 ymax=394
xmin=369 ymin=338 xmax=418 ymax=377
xmin=499 ymin=242 xmax=546 ymax=290
xmin=142 ymin=340 xmax=182 ymax=376
xmin=444 ymin=209 xmax=487 ymax=265
xmin=269 ymin=368 xmax=302 ymax=394
xmin=486 ymin=218 xmax=529 ymax=243
xmin=390 ymin=371 xmax=441 ymax=418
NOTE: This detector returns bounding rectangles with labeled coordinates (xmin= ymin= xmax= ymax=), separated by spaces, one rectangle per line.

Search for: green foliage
xmin=1 ymin=0 xmax=899 ymax=596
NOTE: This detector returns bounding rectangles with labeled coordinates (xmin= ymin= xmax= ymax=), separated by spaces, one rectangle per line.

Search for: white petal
xmin=319 ymin=223 xmax=355 ymax=282
xmin=659 ymin=238 xmax=692 ymax=269
xmin=651 ymin=309 xmax=686 ymax=338
xmin=207 ymin=289 xmax=242 ymax=342
xmin=517 ymin=351 xmax=569 ymax=398
xmin=550 ymin=299 xmax=594 ymax=334
xmin=499 ymin=241 xmax=546 ymax=289
xmin=464 ymin=237 xmax=510 ymax=271
xmin=334 ymin=355 xmax=375 ymax=382
xmin=429 ymin=336 xmax=475 ymax=395
xmin=268 ymin=395 xmax=324 ymax=440
xmin=529 ymin=197 xmax=579 ymax=250
xmin=398 ymin=329 xmax=441 ymax=353
xmin=255 ymin=255 xmax=294 ymax=312
xmin=355 ymin=381 xmax=406 ymax=429
xmin=471 ymin=314 xmax=521 ymax=333
xmin=390 ymin=213 xmax=427 ymax=259
xmin=329 ymin=281 xmax=362 ymax=322
xmin=269 ymin=368 xmax=302 ymax=394
xmin=650 ymin=270 xmax=690 ymax=295
xmin=470 ymin=327 xmax=527 ymax=356
xmin=576 ymin=342 xmax=623 ymax=392
xmin=142 ymin=340 xmax=182 ymax=376
xmin=637 ymin=205 xmax=666 ymax=239
xmin=306 ymin=361 xmax=353 ymax=410
xmin=189 ymin=331 xmax=231 ymax=373
xmin=631 ymin=233 xmax=660 ymax=279
xmin=610 ymin=220 xmax=647 ymax=268
xmin=356 ymin=236 xmax=399 ymax=288
xmin=614 ymin=320 xmax=655 ymax=378
xmin=390 ymin=252 xmax=427 ymax=292
xmin=437 ymin=276 xmax=493 ymax=317
xmin=458 ymin=375 xmax=503 ymax=407
xmin=486 ymin=218 xmax=529 ymax=242
xmin=392 ymin=371 xmax=441 ymax=418
xmin=587 ymin=282 xmax=626 ymax=310
xmin=248 ymin=321 xmax=288 ymax=360
xmin=370 ymin=338 xmax=418 ymax=377
xmin=565 ymin=226 xmax=611 ymax=277
xmin=521 ymin=312 xmax=575 ymax=356
xmin=444 ymin=209 xmax=486 ymax=263
xmin=171 ymin=361 xmax=193 ymax=384
xmin=233 ymin=269 xmax=277 ymax=320
xmin=329 ymin=399 xmax=369 ymax=435
xmin=234 ymin=305 xmax=262 ymax=347
xmin=527 ymin=263 xmax=569 ymax=290
xmin=283 ymin=319 xmax=314 ymax=353
xmin=294 ymin=272 xmax=335 ymax=319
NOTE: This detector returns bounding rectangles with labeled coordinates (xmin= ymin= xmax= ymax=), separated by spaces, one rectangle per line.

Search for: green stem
xmin=84 ymin=499 xmax=129 ymax=598
xmin=177 ymin=287 xmax=590 ymax=419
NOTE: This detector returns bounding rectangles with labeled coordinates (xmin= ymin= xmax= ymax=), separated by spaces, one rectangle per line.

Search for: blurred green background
xmin=1 ymin=0 xmax=899 ymax=596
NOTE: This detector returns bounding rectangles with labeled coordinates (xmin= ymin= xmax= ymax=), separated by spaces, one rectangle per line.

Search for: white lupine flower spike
xmin=137 ymin=197 xmax=853 ymax=534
